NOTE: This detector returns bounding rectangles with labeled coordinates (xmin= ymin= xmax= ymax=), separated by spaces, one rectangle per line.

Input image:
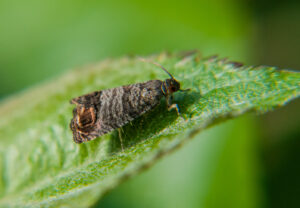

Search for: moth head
xmin=156 ymin=63 xmax=181 ymax=94
xmin=165 ymin=78 xmax=180 ymax=93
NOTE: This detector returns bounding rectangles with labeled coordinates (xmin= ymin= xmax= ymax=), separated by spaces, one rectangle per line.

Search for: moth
xmin=70 ymin=60 xmax=185 ymax=146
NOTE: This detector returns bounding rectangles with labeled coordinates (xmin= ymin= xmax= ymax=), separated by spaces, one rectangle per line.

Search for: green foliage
xmin=0 ymin=52 xmax=299 ymax=208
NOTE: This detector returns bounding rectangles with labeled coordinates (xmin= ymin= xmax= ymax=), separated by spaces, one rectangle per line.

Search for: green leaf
xmin=0 ymin=52 xmax=299 ymax=208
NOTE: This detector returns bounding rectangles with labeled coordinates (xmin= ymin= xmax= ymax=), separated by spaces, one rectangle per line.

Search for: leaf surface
xmin=0 ymin=52 xmax=299 ymax=207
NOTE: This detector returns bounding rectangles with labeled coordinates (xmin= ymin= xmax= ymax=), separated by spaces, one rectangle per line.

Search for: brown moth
xmin=70 ymin=60 xmax=183 ymax=146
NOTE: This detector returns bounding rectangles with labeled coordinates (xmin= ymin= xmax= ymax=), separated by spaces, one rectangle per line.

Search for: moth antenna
xmin=138 ymin=57 xmax=174 ymax=79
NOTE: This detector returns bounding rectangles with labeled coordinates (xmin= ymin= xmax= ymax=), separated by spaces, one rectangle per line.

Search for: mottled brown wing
xmin=70 ymin=105 xmax=101 ymax=143
xmin=70 ymin=80 xmax=164 ymax=143
xmin=70 ymin=91 xmax=102 ymax=106
xmin=70 ymin=90 xmax=104 ymax=143
xmin=93 ymin=80 xmax=164 ymax=136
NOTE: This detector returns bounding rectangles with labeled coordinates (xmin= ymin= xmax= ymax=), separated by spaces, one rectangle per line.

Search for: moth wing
xmin=70 ymin=106 xmax=103 ymax=143
xmin=70 ymin=91 xmax=102 ymax=106
xmin=70 ymin=117 xmax=101 ymax=143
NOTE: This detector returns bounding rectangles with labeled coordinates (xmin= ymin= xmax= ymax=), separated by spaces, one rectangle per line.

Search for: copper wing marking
xmin=70 ymin=91 xmax=102 ymax=143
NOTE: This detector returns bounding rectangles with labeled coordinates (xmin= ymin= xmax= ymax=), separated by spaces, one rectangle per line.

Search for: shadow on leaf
xmin=109 ymin=90 xmax=202 ymax=153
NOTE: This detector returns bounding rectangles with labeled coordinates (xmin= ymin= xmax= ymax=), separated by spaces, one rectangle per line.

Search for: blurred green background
xmin=0 ymin=0 xmax=299 ymax=207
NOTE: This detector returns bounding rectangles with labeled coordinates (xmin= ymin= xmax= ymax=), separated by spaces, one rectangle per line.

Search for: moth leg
xmin=168 ymin=103 xmax=181 ymax=116
xmin=118 ymin=128 xmax=124 ymax=151
xmin=166 ymin=95 xmax=181 ymax=116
